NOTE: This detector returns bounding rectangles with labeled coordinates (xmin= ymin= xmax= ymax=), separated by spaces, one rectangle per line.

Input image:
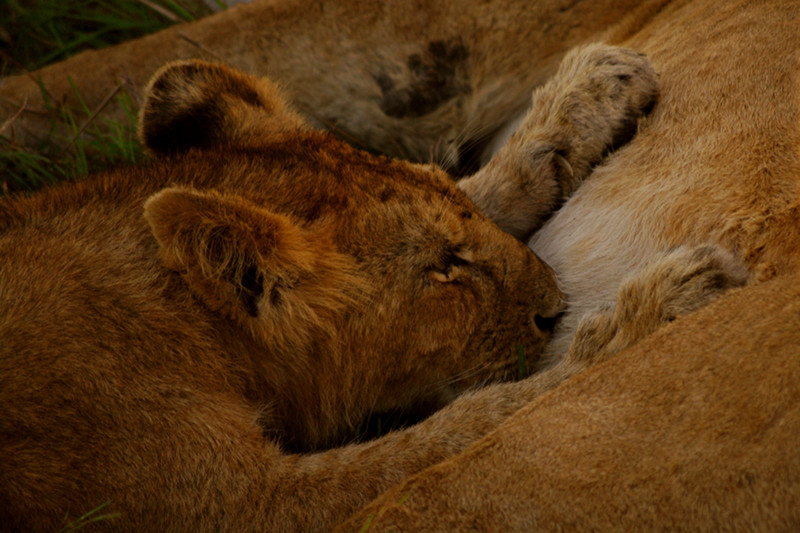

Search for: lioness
xmin=343 ymin=269 xmax=800 ymax=531
xmin=339 ymin=0 xmax=800 ymax=528
xmin=1 ymin=44 xmax=711 ymax=531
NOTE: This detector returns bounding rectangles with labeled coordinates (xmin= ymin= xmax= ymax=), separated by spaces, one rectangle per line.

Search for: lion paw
xmin=457 ymin=44 xmax=658 ymax=240
xmin=541 ymin=44 xmax=659 ymax=189
xmin=645 ymin=245 xmax=749 ymax=321
xmin=557 ymin=44 xmax=659 ymax=137
xmin=567 ymin=245 xmax=747 ymax=365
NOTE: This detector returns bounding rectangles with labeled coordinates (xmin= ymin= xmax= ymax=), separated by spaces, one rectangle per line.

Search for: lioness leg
xmin=458 ymin=43 xmax=658 ymax=239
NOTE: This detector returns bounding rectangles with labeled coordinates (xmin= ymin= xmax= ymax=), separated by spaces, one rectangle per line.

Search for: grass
xmin=516 ymin=341 xmax=528 ymax=379
xmin=1 ymin=77 xmax=143 ymax=193
xmin=58 ymin=501 xmax=120 ymax=532
xmin=0 ymin=0 xmax=227 ymax=194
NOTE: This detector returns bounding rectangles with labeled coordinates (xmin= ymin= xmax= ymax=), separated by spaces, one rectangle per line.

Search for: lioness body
xmin=344 ymin=270 xmax=800 ymax=531
xmin=342 ymin=1 xmax=800 ymax=526
xmin=0 ymin=0 xmax=647 ymax=171
xmin=529 ymin=0 xmax=800 ymax=360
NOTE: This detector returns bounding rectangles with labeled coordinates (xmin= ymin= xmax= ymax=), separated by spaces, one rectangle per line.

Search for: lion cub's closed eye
xmin=430 ymin=247 xmax=474 ymax=282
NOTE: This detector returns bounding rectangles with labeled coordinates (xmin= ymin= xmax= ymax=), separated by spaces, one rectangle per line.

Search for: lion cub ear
xmin=139 ymin=60 xmax=307 ymax=156
xmin=144 ymin=187 xmax=362 ymax=350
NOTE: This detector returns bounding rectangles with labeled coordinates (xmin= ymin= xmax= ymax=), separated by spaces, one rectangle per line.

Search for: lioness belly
xmin=528 ymin=0 xmax=800 ymax=365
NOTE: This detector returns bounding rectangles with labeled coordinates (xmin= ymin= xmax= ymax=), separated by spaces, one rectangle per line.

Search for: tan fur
xmin=0 ymin=0 xmax=650 ymax=173
xmin=4 ymin=0 xmax=795 ymax=358
xmin=341 ymin=270 xmax=800 ymax=531
xmin=525 ymin=0 xmax=800 ymax=364
xmin=336 ymin=1 xmax=800 ymax=527
xmin=459 ymin=43 xmax=659 ymax=240
xmin=0 ymin=61 xmax=568 ymax=532
xmin=3 ymin=0 xmax=799 ymax=529
xmin=0 ymin=46 xmax=742 ymax=530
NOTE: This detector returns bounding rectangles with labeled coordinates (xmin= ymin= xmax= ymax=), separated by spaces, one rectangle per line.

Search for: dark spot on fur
xmin=142 ymin=98 xmax=225 ymax=155
xmin=239 ymin=265 xmax=264 ymax=317
xmin=374 ymin=40 xmax=469 ymax=118
xmin=305 ymin=201 xmax=323 ymax=224
xmin=558 ymin=0 xmax=582 ymax=12
xmin=379 ymin=187 xmax=395 ymax=202
xmin=235 ymin=85 xmax=264 ymax=109
xmin=374 ymin=73 xmax=394 ymax=95
xmin=150 ymin=63 xmax=203 ymax=95
xmin=460 ymin=210 xmax=472 ymax=219
xmin=602 ymin=111 xmax=640 ymax=160
xmin=641 ymin=96 xmax=656 ymax=116
xmin=268 ymin=282 xmax=281 ymax=307
xmin=143 ymin=62 xmax=266 ymax=155
xmin=704 ymin=271 xmax=733 ymax=290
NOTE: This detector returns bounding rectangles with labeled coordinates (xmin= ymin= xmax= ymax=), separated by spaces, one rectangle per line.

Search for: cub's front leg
xmin=552 ymin=245 xmax=748 ymax=380
xmin=459 ymin=43 xmax=658 ymax=239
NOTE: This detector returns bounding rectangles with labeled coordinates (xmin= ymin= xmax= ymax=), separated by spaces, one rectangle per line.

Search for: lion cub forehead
xmin=241 ymin=137 xmax=477 ymax=225
xmin=342 ymin=193 xmax=482 ymax=258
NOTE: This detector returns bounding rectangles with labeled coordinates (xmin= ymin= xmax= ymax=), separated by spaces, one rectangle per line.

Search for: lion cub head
xmin=137 ymin=60 xmax=564 ymax=449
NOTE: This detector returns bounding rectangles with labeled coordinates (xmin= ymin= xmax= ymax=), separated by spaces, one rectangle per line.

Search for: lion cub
xmin=0 ymin=46 xmax=742 ymax=532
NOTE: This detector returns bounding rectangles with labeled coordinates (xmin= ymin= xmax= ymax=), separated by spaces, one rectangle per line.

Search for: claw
xmin=554 ymin=152 xmax=574 ymax=178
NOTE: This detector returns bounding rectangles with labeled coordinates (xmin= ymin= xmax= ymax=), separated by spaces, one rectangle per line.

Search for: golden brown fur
xmin=523 ymin=0 xmax=800 ymax=365
xmin=0 ymin=0 xmax=649 ymax=173
xmin=338 ymin=0 xmax=800 ymax=528
xmin=4 ymin=0 xmax=795 ymax=359
xmin=459 ymin=43 xmax=659 ymax=240
xmin=3 ymin=0 xmax=799 ymax=529
xmin=0 ymin=61 xmax=566 ymax=531
xmin=343 ymin=269 xmax=800 ymax=531
xmin=0 ymin=46 xmax=742 ymax=530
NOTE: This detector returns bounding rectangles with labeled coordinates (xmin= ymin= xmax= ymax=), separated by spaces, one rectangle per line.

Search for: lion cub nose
xmin=533 ymin=291 xmax=566 ymax=335
xmin=534 ymin=307 xmax=565 ymax=335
